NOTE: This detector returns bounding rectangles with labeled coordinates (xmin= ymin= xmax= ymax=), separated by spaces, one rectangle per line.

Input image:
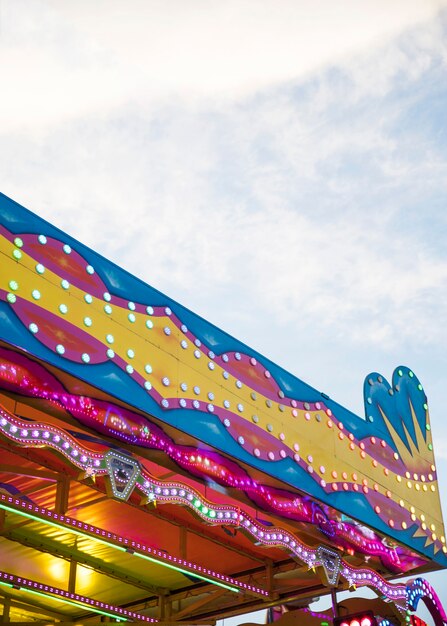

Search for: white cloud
xmin=1 ymin=0 xmax=447 ymax=133
xmin=1 ymin=1 xmax=447 ymax=355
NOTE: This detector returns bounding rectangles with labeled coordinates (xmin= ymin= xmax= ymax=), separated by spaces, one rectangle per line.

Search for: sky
xmin=1 ymin=1 xmax=447 ymax=622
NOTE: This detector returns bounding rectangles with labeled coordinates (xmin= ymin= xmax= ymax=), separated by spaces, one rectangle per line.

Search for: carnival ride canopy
xmin=0 ymin=191 xmax=445 ymax=624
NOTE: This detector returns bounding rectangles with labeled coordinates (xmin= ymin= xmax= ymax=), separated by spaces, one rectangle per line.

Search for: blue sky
xmin=2 ymin=1 xmax=447 ymax=621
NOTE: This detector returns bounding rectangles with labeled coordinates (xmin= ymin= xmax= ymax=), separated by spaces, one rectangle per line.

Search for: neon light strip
xmin=0 ymin=581 xmax=126 ymax=621
xmin=0 ymin=360 xmax=406 ymax=571
xmin=0 ymin=572 xmax=155 ymax=621
xmin=341 ymin=563 xmax=406 ymax=608
xmin=0 ymin=407 xmax=412 ymax=605
xmin=0 ymin=495 xmax=248 ymax=596
xmin=0 ymin=405 xmax=396 ymax=573
xmin=406 ymin=578 xmax=447 ymax=621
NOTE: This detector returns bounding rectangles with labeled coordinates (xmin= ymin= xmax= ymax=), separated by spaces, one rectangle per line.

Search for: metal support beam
xmin=0 ymin=465 xmax=59 ymax=481
xmin=158 ymin=593 xmax=171 ymax=621
xmin=68 ymin=558 xmax=77 ymax=594
xmin=266 ymin=560 xmax=274 ymax=595
xmin=2 ymin=596 xmax=10 ymax=622
xmin=171 ymin=588 xmax=227 ymax=621
xmin=331 ymin=587 xmax=338 ymax=618
xmin=55 ymin=476 xmax=70 ymax=515
xmin=179 ymin=526 xmax=187 ymax=559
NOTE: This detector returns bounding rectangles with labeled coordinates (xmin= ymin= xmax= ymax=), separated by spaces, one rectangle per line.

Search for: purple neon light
xmin=406 ymin=578 xmax=447 ymax=625
xmin=0 ymin=406 xmax=420 ymax=606
xmin=0 ymin=569 xmax=156 ymax=621
xmin=0 ymin=353 xmax=407 ymax=572
xmin=0 ymin=494 xmax=267 ymax=597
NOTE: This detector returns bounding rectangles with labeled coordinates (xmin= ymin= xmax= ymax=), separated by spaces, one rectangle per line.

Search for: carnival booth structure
xmin=0 ymin=192 xmax=445 ymax=625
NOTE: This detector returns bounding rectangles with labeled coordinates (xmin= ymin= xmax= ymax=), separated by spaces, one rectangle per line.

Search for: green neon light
xmin=133 ymin=552 xmax=239 ymax=593
xmin=0 ymin=503 xmax=126 ymax=553
xmin=0 ymin=502 xmax=240 ymax=594
xmin=0 ymin=580 xmax=126 ymax=621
